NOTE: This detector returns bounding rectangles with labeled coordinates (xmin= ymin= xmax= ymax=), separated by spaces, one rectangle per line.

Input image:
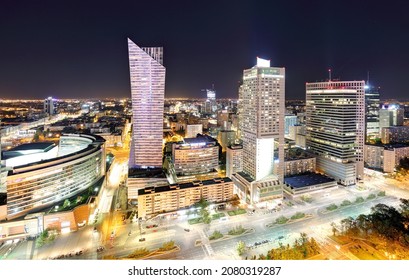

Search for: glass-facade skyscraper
xmin=306 ymin=81 xmax=365 ymax=185
xmin=365 ymin=85 xmax=380 ymax=142
xmin=127 ymin=38 xmax=165 ymax=169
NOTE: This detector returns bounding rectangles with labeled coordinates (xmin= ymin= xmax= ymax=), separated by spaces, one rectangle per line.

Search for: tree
xmin=209 ymin=230 xmax=223 ymax=240
xmin=195 ymin=198 xmax=209 ymax=209
xmin=32 ymin=129 xmax=41 ymax=142
xmin=340 ymin=200 xmax=352 ymax=207
xmin=202 ymin=209 xmax=212 ymax=224
xmin=196 ymin=198 xmax=211 ymax=225
xmin=355 ymin=196 xmax=365 ymax=204
xmin=399 ymin=199 xmax=409 ymax=219
xmin=330 ymin=222 xmax=338 ymax=236
xmin=62 ymin=199 xmax=70 ymax=209
xmin=236 ymin=240 xmax=246 ymax=256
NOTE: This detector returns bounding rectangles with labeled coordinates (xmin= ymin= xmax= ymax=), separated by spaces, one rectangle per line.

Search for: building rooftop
xmin=284 ymin=173 xmax=335 ymax=189
xmin=128 ymin=167 xmax=166 ymax=178
xmin=237 ymin=171 xmax=254 ymax=183
xmin=365 ymin=143 xmax=409 ymax=149
xmin=7 ymin=134 xmax=105 ymax=175
xmin=227 ymin=144 xmax=243 ymax=150
xmin=138 ymin=177 xmax=232 ymax=195
xmin=2 ymin=142 xmax=57 ymax=160
xmin=7 ymin=142 xmax=56 ymax=152
xmin=184 ymin=134 xmax=217 ymax=144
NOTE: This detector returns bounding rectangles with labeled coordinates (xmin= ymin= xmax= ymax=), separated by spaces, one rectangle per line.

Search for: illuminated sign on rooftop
xmin=257 ymin=57 xmax=270 ymax=67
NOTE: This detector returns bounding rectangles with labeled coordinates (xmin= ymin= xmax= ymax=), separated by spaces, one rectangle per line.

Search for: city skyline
xmin=1 ymin=0 xmax=409 ymax=100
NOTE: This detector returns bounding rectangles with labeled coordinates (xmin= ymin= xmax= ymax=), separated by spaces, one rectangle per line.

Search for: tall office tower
xmin=241 ymin=58 xmax=285 ymax=181
xmin=185 ymin=124 xmax=203 ymax=138
xmin=306 ymin=80 xmax=365 ymax=186
xmin=379 ymin=105 xmax=404 ymax=132
xmin=232 ymin=58 xmax=285 ymax=204
xmin=206 ymin=88 xmax=216 ymax=113
xmin=226 ymin=144 xmax=243 ymax=178
xmin=365 ymin=85 xmax=380 ymax=142
xmin=128 ymin=38 xmax=165 ymax=169
xmin=284 ymin=114 xmax=298 ymax=136
xmin=0 ymin=134 xmax=6 ymax=221
xmin=44 ymin=96 xmax=57 ymax=115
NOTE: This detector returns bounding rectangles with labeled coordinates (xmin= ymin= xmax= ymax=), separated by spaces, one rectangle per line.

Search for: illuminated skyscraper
xmin=0 ymin=130 xmax=6 ymax=221
xmin=127 ymin=38 xmax=165 ymax=169
xmin=306 ymin=80 xmax=365 ymax=185
xmin=379 ymin=105 xmax=404 ymax=131
xmin=240 ymin=58 xmax=285 ymax=181
xmin=204 ymin=88 xmax=216 ymax=113
xmin=365 ymin=84 xmax=380 ymax=142
xmin=232 ymin=58 xmax=285 ymax=204
xmin=44 ymin=96 xmax=57 ymax=115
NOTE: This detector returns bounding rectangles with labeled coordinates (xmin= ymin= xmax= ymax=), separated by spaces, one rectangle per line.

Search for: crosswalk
xmin=198 ymin=229 xmax=214 ymax=257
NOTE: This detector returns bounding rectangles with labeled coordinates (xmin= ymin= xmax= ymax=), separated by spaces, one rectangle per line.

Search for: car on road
xmin=139 ymin=238 xmax=146 ymax=242
xmin=184 ymin=228 xmax=190 ymax=232
xmin=146 ymin=224 xmax=159 ymax=229
xmin=277 ymin=235 xmax=284 ymax=240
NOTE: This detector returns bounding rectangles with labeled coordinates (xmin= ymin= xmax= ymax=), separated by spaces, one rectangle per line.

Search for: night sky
xmin=1 ymin=0 xmax=409 ymax=100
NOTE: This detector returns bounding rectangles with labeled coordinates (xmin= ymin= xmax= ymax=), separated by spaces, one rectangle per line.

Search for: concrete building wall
xmin=284 ymin=157 xmax=316 ymax=176
xmin=364 ymin=145 xmax=384 ymax=170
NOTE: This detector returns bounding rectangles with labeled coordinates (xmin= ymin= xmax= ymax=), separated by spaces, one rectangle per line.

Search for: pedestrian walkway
xmin=198 ymin=229 xmax=214 ymax=257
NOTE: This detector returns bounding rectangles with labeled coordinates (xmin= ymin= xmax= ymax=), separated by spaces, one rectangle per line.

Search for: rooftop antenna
xmin=367 ymin=71 xmax=370 ymax=85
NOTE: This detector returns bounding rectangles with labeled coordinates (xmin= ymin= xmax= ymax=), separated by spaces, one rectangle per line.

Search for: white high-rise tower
xmin=128 ymin=38 xmax=165 ymax=169
xmin=306 ymin=80 xmax=365 ymax=185
xmin=232 ymin=58 xmax=285 ymax=204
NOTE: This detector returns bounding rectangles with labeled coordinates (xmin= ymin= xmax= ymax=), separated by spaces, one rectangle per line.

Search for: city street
xmin=2 ymin=170 xmax=408 ymax=260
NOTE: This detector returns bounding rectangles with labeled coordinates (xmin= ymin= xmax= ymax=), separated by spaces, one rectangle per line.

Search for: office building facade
xmin=44 ymin=97 xmax=57 ymax=115
xmin=284 ymin=115 xmax=298 ymax=136
xmin=379 ymin=105 xmax=404 ymax=133
xmin=217 ymin=130 xmax=236 ymax=152
xmin=365 ymin=143 xmax=409 ymax=173
xmin=128 ymin=38 xmax=165 ymax=169
xmin=185 ymin=124 xmax=203 ymax=138
xmin=172 ymin=135 xmax=219 ymax=176
xmin=226 ymin=144 xmax=243 ymax=178
xmin=306 ymin=81 xmax=365 ymax=186
xmin=381 ymin=126 xmax=409 ymax=144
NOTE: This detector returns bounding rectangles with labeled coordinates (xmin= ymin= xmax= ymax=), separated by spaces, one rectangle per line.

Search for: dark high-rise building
xmin=44 ymin=96 xmax=57 ymax=115
xmin=365 ymin=84 xmax=380 ymax=142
